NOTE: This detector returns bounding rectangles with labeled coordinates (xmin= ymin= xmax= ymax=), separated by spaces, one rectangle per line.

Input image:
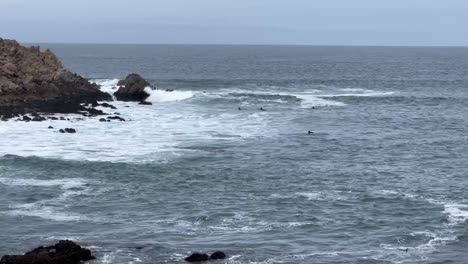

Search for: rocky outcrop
xmin=0 ymin=240 xmax=95 ymax=264
xmin=185 ymin=251 xmax=227 ymax=262
xmin=0 ymin=38 xmax=111 ymax=119
xmin=114 ymin=73 xmax=152 ymax=101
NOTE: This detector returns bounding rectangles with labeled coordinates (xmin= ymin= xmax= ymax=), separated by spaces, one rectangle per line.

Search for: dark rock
xmin=210 ymin=251 xmax=226 ymax=260
xmin=59 ymin=117 xmax=65 ymax=120
xmin=64 ymin=128 xmax=76 ymax=133
xmin=185 ymin=253 xmax=209 ymax=262
xmin=0 ymin=39 xmax=111 ymax=119
xmin=114 ymin=73 xmax=152 ymax=101
xmin=107 ymin=116 xmax=125 ymax=122
xmin=165 ymin=89 xmax=174 ymax=92
xmin=86 ymin=108 xmax=105 ymax=116
xmin=139 ymin=101 xmax=152 ymax=105
xmin=0 ymin=240 xmax=95 ymax=264
xmin=31 ymin=116 xmax=46 ymax=122
xmin=59 ymin=129 xmax=65 ymax=133
xmin=22 ymin=116 xmax=31 ymax=121
xmin=48 ymin=126 xmax=53 ymax=129
xmin=100 ymin=102 xmax=117 ymax=109
xmin=99 ymin=118 xmax=107 ymax=122
xmin=49 ymin=116 xmax=58 ymax=120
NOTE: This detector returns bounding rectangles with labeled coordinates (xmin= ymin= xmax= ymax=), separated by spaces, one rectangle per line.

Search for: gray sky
xmin=1 ymin=0 xmax=468 ymax=46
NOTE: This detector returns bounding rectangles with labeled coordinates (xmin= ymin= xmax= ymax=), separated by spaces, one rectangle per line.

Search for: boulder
xmin=0 ymin=240 xmax=95 ymax=264
xmin=0 ymin=39 xmax=111 ymax=120
xmin=114 ymin=73 xmax=152 ymax=101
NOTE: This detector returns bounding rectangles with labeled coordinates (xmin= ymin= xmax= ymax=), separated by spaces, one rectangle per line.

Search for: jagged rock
xmin=210 ymin=251 xmax=226 ymax=260
xmin=0 ymin=39 xmax=111 ymax=120
xmin=0 ymin=240 xmax=95 ymax=264
xmin=114 ymin=73 xmax=152 ymax=101
xmin=185 ymin=253 xmax=209 ymax=262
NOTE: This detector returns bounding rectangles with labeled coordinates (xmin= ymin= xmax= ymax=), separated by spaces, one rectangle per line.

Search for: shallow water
xmin=1 ymin=45 xmax=468 ymax=263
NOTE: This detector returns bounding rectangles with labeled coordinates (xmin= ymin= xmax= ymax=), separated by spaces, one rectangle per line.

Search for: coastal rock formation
xmin=0 ymin=240 xmax=95 ymax=264
xmin=0 ymin=38 xmax=111 ymax=119
xmin=114 ymin=73 xmax=152 ymax=101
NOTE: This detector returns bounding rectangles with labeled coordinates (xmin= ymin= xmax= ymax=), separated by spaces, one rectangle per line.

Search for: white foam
xmin=319 ymin=91 xmax=395 ymax=98
xmin=296 ymin=94 xmax=346 ymax=108
xmin=444 ymin=203 xmax=468 ymax=225
xmin=7 ymin=203 xmax=89 ymax=222
xmin=91 ymin=79 xmax=120 ymax=95
xmin=0 ymin=176 xmax=96 ymax=222
xmin=0 ymin=177 xmax=87 ymax=189
xmin=144 ymin=87 xmax=194 ymax=103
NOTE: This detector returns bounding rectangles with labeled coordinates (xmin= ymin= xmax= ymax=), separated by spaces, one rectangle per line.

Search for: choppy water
xmin=1 ymin=45 xmax=468 ymax=263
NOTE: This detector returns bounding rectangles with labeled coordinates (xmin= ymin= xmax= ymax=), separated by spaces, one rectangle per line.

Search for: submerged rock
xmin=107 ymin=116 xmax=126 ymax=122
xmin=59 ymin=128 xmax=76 ymax=133
xmin=210 ymin=251 xmax=226 ymax=260
xmin=0 ymin=39 xmax=111 ymax=120
xmin=139 ymin=101 xmax=152 ymax=105
xmin=185 ymin=253 xmax=209 ymax=262
xmin=0 ymin=240 xmax=95 ymax=264
xmin=114 ymin=73 xmax=152 ymax=101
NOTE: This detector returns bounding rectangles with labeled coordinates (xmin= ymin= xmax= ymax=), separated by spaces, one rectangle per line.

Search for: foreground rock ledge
xmin=0 ymin=240 xmax=95 ymax=264
xmin=0 ymin=38 xmax=111 ymax=119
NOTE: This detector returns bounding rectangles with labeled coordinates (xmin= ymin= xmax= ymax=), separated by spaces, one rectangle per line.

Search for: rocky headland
xmin=0 ymin=38 xmax=111 ymax=120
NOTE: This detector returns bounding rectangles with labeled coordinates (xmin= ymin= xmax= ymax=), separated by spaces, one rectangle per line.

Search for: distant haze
xmin=1 ymin=0 xmax=468 ymax=46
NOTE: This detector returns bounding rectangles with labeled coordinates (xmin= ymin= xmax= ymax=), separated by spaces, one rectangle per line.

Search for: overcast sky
xmin=1 ymin=0 xmax=468 ymax=46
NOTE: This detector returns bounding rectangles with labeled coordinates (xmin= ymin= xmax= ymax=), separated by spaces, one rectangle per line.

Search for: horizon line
xmin=18 ymin=40 xmax=468 ymax=48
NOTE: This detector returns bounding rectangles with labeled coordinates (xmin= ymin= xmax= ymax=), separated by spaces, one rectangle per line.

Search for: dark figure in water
xmin=308 ymin=130 xmax=313 ymax=134
xmin=238 ymin=107 xmax=242 ymax=110
xmin=260 ymin=107 xmax=265 ymax=111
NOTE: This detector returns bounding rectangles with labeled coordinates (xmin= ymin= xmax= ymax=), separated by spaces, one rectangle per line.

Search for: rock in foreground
xmin=0 ymin=38 xmax=111 ymax=119
xmin=0 ymin=240 xmax=95 ymax=264
xmin=114 ymin=73 xmax=152 ymax=101
xmin=185 ymin=251 xmax=227 ymax=262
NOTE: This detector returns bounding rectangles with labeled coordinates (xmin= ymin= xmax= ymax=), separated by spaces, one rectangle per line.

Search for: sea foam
xmin=144 ymin=87 xmax=194 ymax=103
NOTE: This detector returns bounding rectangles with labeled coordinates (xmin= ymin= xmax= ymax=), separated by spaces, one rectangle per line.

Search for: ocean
xmin=1 ymin=44 xmax=468 ymax=263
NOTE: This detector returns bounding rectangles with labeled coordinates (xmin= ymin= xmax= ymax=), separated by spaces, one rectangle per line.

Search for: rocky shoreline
xmin=0 ymin=38 xmax=153 ymax=123
xmin=0 ymin=38 xmax=112 ymax=120
xmin=0 ymin=241 xmax=226 ymax=264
